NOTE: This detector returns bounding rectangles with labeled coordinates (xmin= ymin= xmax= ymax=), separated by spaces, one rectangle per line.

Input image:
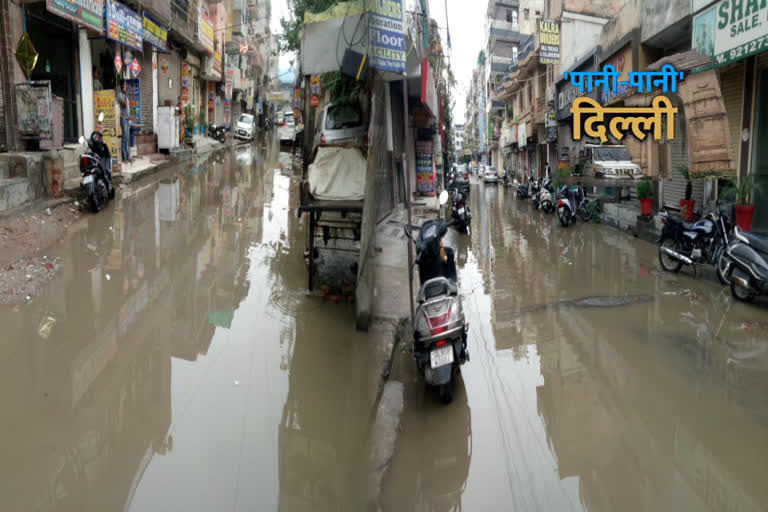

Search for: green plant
xmin=590 ymin=197 xmax=603 ymax=223
xmin=183 ymin=104 xmax=194 ymax=133
xmin=677 ymin=165 xmax=692 ymax=200
xmin=637 ymin=180 xmax=653 ymax=200
xmin=723 ymin=175 xmax=759 ymax=204
xmin=320 ymin=71 xmax=364 ymax=106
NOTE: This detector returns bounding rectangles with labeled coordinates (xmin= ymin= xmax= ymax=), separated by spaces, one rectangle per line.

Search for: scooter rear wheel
xmin=438 ymin=382 xmax=453 ymax=404
xmin=731 ymin=280 xmax=755 ymax=302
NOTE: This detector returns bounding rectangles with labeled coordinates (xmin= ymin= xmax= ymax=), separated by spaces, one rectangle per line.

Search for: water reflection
xmin=0 ymin=137 xmax=370 ymax=511
xmin=461 ymin=185 xmax=768 ymax=511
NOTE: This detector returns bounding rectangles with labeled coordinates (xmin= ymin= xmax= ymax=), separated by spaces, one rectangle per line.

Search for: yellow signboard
xmin=92 ymin=89 xmax=119 ymax=172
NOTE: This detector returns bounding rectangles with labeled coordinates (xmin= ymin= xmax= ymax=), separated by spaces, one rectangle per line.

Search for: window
xmin=512 ymin=10 xmax=518 ymax=26
xmin=506 ymin=9 xmax=512 ymax=22
xmin=524 ymin=8 xmax=529 ymax=19
xmin=325 ymin=103 xmax=362 ymax=130
xmin=512 ymin=46 xmax=518 ymax=64
xmin=535 ymin=10 xmax=540 ymax=18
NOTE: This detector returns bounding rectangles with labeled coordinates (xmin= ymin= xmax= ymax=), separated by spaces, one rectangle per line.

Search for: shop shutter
xmin=721 ymin=61 xmax=744 ymax=171
xmin=139 ymin=44 xmax=154 ymax=133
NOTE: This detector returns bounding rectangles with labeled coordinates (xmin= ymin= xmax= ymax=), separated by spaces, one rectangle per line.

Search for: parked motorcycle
xmin=78 ymin=112 xmax=114 ymax=213
xmin=531 ymin=180 xmax=542 ymax=209
xmin=658 ymin=201 xmax=732 ymax=284
xmin=723 ymin=226 xmax=768 ymax=301
xmin=404 ymin=190 xmax=469 ymax=404
xmin=450 ymin=187 xmax=471 ymax=233
xmin=208 ymin=124 xmax=228 ymax=143
xmin=516 ymin=181 xmax=530 ymax=199
xmin=539 ymin=178 xmax=555 ymax=213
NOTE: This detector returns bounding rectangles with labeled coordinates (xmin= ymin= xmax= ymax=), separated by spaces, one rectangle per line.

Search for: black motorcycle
xmin=208 ymin=124 xmax=228 ymax=143
xmin=658 ymin=202 xmax=732 ymax=283
xmin=516 ymin=182 xmax=530 ymax=199
xmin=404 ymin=190 xmax=469 ymax=404
xmin=450 ymin=187 xmax=471 ymax=233
xmin=78 ymin=122 xmax=114 ymax=213
xmin=724 ymin=226 xmax=768 ymax=302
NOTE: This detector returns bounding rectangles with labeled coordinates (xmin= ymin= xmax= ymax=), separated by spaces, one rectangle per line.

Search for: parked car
xmin=234 ymin=114 xmax=255 ymax=142
xmin=483 ymin=166 xmax=499 ymax=184
xmin=583 ymin=144 xmax=643 ymax=179
xmin=284 ymin=111 xmax=296 ymax=127
xmin=313 ymin=102 xmax=365 ymax=147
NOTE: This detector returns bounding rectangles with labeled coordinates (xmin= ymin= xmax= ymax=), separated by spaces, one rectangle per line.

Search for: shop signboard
xmin=198 ymin=7 xmax=214 ymax=55
xmin=693 ymin=0 xmax=768 ymax=67
xmin=92 ymin=89 xmax=119 ymax=172
xmin=267 ymin=91 xmax=288 ymax=102
xmin=518 ymin=123 xmax=527 ymax=148
xmin=539 ymin=18 xmax=560 ymax=65
xmin=106 ymin=0 xmax=143 ymax=52
xmin=416 ymin=139 xmax=434 ymax=194
xmin=45 ymin=0 xmax=103 ymax=32
xmin=208 ymin=82 xmax=215 ymax=111
xmin=125 ymin=78 xmax=141 ymax=123
xmin=420 ymin=58 xmax=438 ymax=117
xmin=368 ymin=0 xmax=406 ymax=73
xmin=142 ymin=12 xmax=167 ymax=52
xmin=181 ymin=62 xmax=190 ymax=101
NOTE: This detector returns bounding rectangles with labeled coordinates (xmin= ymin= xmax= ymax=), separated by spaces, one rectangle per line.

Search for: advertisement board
xmin=225 ymin=68 xmax=233 ymax=100
xmin=198 ymin=7 xmax=214 ymax=55
xmin=367 ymin=0 xmax=406 ymax=73
xmin=181 ymin=62 xmax=190 ymax=101
xmin=142 ymin=13 xmax=167 ymax=52
xmin=539 ymin=18 xmax=560 ymax=65
xmin=416 ymin=139 xmax=434 ymax=194
xmin=46 ymin=0 xmax=103 ymax=31
xmin=106 ymin=0 xmax=143 ymax=51
xmin=693 ymin=0 xmax=768 ymax=67
xmin=125 ymin=78 xmax=141 ymax=123
xmin=92 ymin=89 xmax=119 ymax=172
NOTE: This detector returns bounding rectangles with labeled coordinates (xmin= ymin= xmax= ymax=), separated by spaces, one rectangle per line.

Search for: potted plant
xmin=677 ymin=165 xmax=695 ymax=222
xmin=637 ymin=180 xmax=653 ymax=216
xmin=725 ymin=175 xmax=758 ymax=231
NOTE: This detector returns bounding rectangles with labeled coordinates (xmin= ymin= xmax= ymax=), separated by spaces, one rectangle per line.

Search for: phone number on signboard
xmin=716 ymin=34 xmax=768 ymax=64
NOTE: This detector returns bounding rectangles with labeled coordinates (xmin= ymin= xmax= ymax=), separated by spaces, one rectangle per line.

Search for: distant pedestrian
xmin=93 ymin=67 xmax=103 ymax=91
xmin=118 ymin=81 xmax=131 ymax=163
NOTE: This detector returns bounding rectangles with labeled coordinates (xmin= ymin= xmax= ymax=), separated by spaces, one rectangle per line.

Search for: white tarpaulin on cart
xmin=308 ymin=146 xmax=367 ymax=201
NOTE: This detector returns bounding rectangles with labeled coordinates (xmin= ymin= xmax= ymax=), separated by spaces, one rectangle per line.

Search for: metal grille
xmin=139 ymin=44 xmax=155 ymax=133
xmin=722 ymin=62 xmax=745 ymax=171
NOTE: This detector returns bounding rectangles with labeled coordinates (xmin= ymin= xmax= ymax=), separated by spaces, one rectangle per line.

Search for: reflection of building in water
xmin=536 ymin=305 xmax=768 ymax=512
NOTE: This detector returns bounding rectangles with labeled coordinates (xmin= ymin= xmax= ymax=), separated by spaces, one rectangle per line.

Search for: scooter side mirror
xmin=439 ymin=190 xmax=449 ymax=206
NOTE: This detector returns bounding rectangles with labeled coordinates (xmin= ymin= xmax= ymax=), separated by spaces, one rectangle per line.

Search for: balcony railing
xmin=491 ymin=19 xmax=519 ymax=32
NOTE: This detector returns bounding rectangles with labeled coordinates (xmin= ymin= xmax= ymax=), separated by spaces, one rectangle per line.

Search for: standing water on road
xmin=0 ymin=139 xmax=371 ymax=511
xmin=380 ymin=180 xmax=768 ymax=512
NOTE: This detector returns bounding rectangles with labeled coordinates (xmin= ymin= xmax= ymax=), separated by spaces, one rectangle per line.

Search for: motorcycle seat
xmin=741 ymin=230 xmax=768 ymax=254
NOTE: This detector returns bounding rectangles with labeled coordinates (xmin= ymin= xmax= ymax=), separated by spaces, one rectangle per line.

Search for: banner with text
xmin=106 ymin=0 xmax=143 ymax=51
xmin=142 ymin=12 xmax=167 ymax=52
xmin=416 ymin=139 xmax=434 ymax=194
xmin=198 ymin=7 xmax=214 ymax=55
xmin=367 ymin=0 xmax=406 ymax=73
xmin=693 ymin=0 xmax=768 ymax=67
xmin=46 ymin=0 xmax=103 ymax=32
xmin=539 ymin=18 xmax=560 ymax=65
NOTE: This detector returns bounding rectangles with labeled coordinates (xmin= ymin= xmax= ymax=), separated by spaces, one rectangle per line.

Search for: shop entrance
xmin=26 ymin=3 xmax=78 ymax=140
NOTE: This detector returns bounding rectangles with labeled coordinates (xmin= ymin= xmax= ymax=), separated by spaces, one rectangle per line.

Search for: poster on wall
xmin=92 ymin=90 xmax=119 ymax=172
xmin=416 ymin=139 xmax=434 ymax=195
xmin=208 ymin=83 xmax=215 ymax=111
xmin=181 ymin=62 xmax=190 ymax=101
xmin=225 ymin=68 xmax=233 ymax=101
xmin=125 ymin=79 xmax=141 ymax=123
xmin=106 ymin=0 xmax=143 ymax=52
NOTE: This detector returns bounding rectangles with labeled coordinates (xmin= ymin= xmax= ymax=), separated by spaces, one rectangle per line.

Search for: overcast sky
xmin=270 ymin=0 xmax=485 ymax=123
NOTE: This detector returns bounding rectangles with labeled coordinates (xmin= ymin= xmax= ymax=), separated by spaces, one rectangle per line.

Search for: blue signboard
xmin=367 ymin=0 xmax=406 ymax=73
xmin=106 ymin=0 xmax=143 ymax=52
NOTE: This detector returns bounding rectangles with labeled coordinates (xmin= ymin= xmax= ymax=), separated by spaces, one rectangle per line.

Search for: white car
xmin=483 ymin=166 xmax=499 ymax=184
xmin=234 ymin=114 xmax=255 ymax=141
xmin=313 ymin=101 xmax=365 ymax=147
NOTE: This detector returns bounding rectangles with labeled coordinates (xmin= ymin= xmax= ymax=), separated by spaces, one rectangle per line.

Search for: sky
xmin=269 ymin=0 xmax=486 ymax=122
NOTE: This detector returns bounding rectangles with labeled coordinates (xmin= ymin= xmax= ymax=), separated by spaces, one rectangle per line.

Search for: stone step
xmin=0 ymin=177 xmax=32 ymax=212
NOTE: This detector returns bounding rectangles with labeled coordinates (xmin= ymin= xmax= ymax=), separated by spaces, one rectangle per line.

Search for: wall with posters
xmin=157 ymin=50 xmax=181 ymax=107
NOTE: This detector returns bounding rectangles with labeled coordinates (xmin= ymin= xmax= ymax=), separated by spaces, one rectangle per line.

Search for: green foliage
xmin=723 ymin=175 xmax=760 ymax=205
xmin=636 ymin=180 xmax=653 ymax=200
xmin=676 ymin=165 xmax=690 ymax=182
xmin=590 ymin=197 xmax=603 ymax=223
xmin=321 ymin=71 xmax=364 ymax=105
xmin=184 ymin=104 xmax=194 ymax=133
xmin=280 ymin=0 xmax=342 ymax=54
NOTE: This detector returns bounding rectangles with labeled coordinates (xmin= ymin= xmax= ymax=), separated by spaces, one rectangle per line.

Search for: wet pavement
xmin=0 ymin=135 xmax=371 ymax=511
xmin=381 ymin=178 xmax=768 ymax=512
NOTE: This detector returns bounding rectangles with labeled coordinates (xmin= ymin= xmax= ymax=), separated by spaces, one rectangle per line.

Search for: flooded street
xmin=0 ymin=136 xmax=370 ymax=511
xmin=381 ymin=178 xmax=768 ymax=512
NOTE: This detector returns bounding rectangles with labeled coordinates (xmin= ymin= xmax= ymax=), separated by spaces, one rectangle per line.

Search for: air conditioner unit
xmin=546 ymin=85 xmax=554 ymax=104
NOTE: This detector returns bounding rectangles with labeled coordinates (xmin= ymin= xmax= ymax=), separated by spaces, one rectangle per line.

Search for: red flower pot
xmin=679 ymin=199 xmax=695 ymax=222
xmin=734 ymin=204 xmax=755 ymax=231
xmin=640 ymin=198 xmax=653 ymax=216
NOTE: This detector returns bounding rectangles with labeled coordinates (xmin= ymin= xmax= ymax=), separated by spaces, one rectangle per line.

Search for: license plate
xmin=458 ymin=207 xmax=465 ymax=215
xmin=430 ymin=345 xmax=454 ymax=369
xmin=83 ymin=174 xmax=94 ymax=184
xmin=558 ymin=206 xmax=564 ymax=214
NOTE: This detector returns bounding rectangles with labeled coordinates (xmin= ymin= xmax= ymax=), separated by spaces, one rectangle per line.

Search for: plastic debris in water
xmin=105 ymin=274 xmax=111 ymax=281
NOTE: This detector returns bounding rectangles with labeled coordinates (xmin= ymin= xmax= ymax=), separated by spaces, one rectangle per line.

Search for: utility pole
xmin=403 ymin=77 xmax=415 ymax=324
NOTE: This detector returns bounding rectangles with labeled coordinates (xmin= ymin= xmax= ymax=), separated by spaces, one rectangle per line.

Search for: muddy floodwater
xmin=381 ymin=179 xmax=768 ymax=512
xmin=0 ymin=139 xmax=370 ymax=511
